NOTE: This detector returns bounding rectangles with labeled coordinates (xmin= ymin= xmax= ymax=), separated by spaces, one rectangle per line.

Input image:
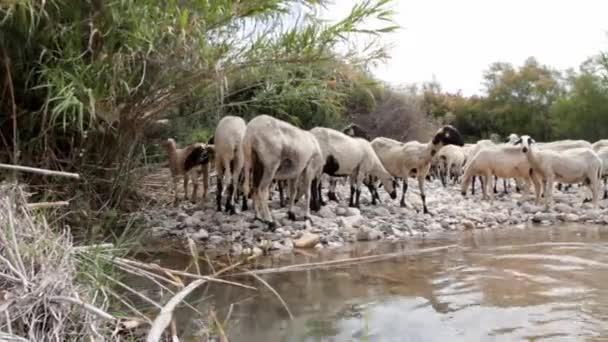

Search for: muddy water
xmin=150 ymin=224 xmax=608 ymax=341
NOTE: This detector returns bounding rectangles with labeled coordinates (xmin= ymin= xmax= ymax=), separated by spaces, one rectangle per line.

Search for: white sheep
xmin=460 ymin=144 xmax=542 ymax=202
xmin=242 ymin=115 xmax=324 ymax=230
xmin=211 ymin=115 xmax=247 ymax=214
xmin=310 ymin=127 xmax=397 ymax=208
xmin=462 ymin=140 xmax=494 ymax=195
xmin=436 ymin=144 xmax=466 ymax=186
xmin=519 ymin=135 xmax=602 ymax=209
xmin=592 ymin=139 xmax=608 ymax=152
xmin=595 ymin=146 xmax=608 ymax=200
xmin=371 ymin=125 xmax=464 ymax=214
xmin=164 ymin=139 xmax=212 ymax=205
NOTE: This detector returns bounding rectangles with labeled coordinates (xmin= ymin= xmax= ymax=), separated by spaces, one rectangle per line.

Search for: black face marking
xmin=184 ymin=145 xmax=211 ymax=171
xmin=522 ymin=147 xmax=528 ymax=153
xmin=323 ymin=155 xmax=340 ymax=176
xmin=431 ymin=149 xmax=436 ymax=156
xmin=207 ymin=135 xmax=215 ymax=144
xmin=514 ymin=138 xmax=522 ymax=145
xmin=432 ymin=125 xmax=464 ymax=146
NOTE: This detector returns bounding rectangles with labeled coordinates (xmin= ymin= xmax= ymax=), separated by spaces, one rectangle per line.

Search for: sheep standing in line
xmin=460 ymin=144 xmax=542 ymax=202
xmin=463 ymin=140 xmax=494 ymax=195
xmin=519 ymin=135 xmax=602 ymax=209
xmin=594 ymin=147 xmax=608 ymax=200
xmin=436 ymin=144 xmax=466 ymax=186
xmin=211 ymin=116 xmax=247 ymax=214
xmin=242 ymin=115 xmax=324 ymax=230
xmin=310 ymin=127 xmax=397 ymax=208
xmin=164 ymin=138 xmax=212 ymax=205
xmin=371 ymin=126 xmax=464 ymax=214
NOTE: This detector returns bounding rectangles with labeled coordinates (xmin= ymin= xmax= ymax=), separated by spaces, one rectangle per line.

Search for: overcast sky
xmin=323 ymin=0 xmax=608 ymax=95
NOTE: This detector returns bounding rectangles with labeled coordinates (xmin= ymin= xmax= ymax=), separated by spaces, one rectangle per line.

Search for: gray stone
xmin=208 ymin=235 xmax=224 ymax=245
xmin=220 ymin=223 xmax=234 ymax=232
xmin=192 ymin=229 xmax=209 ymax=240
xmin=373 ymin=207 xmax=391 ymax=217
xmin=177 ymin=213 xmax=189 ymax=222
xmin=553 ymin=203 xmax=573 ymax=213
xmin=318 ymin=206 xmax=337 ymax=219
xmin=336 ymin=207 xmax=348 ymax=216
xmin=346 ymin=207 xmax=361 ymax=217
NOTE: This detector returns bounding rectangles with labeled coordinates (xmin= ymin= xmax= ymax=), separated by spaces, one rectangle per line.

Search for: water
xmin=145 ymin=224 xmax=608 ymax=341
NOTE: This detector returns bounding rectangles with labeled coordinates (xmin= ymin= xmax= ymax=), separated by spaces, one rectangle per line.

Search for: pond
xmin=141 ymin=223 xmax=608 ymax=341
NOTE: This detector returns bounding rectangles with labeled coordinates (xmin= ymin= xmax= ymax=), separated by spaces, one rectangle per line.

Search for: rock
xmin=318 ymin=206 xmax=336 ymax=219
xmin=521 ymin=202 xmax=541 ymax=214
xmin=341 ymin=214 xmax=364 ymax=228
xmin=346 ymin=207 xmax=361 ymax=217
xmin=231 ymin=243 xmax=243 ymax=255
xmin=208 ymin=235 xmax=224 ymax=245
xmin=283 ymin=238 xmax=294 ymax=250
xmin=192 ymin=210 xmax=206 ymax=220
xmin=460 ymin=220 xmax=475 ymax=230
xmin=553 ymin=203 xmax=573 ymax=213
xmin=373 ymin=207 xmax=390 ymax=217
xmin=252 ymin=247 xmax=263 ymax=257
xmin=356 ymin=227 xmax=382 ymax=241
xmin=220 ymin=223 xmax=234 ymax=233
xmin=183 ymin=216 xmax=202 ymax=228
xmin=212 ymin=212 xmax=224 ymax=224
xmin=336 ymin=207 xmax=348 ymax=216
xmin=338 ymin=217 xmax=353 ymax=230
xmin=271 ymin=241 xmax=284 ymax=250
xmin=532 ymin=212 xmax=554 ymax=223
xmin=176 ymin=213 xmax=189 ymax=222
xmin=192 ymin=229 xmax=209 ymax=240
xmin=294 ymin=233 xmax=320 ymax=248
xmin=563 ymin=213 xmax=580 ymax=222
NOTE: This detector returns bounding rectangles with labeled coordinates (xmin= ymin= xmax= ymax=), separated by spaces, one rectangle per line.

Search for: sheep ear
xmin=514 ymin=138 xmax=522 ymax=145
xmin=530 ymin=138 xmax=536 ymax=144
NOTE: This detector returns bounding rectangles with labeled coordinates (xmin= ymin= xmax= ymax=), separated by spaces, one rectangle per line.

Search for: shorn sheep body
xmin=242 ymin=115 xmax=324 ymax=230
xmin=519 ymin=135 xmax=602 ymax=209
xmin=211 ymin=115 xmax=247 ymax=214
xmin=436 ymin=144 xmax=466 ymax=186
xmin=594 ymin=146 xmax=608 ymax=199
xmin=164 ymin=139 xmax=212 ymax=205
xmin=310 ymin=127 xmax=396 ymax=208
xmin=371 ymin=126 xmax=464 ymax=214
xmin=460 ymin=144 xmax=542 ymax=202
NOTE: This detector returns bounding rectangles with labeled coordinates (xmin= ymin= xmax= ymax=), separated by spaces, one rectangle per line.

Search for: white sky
xmin=323 ymin=0 xmax=608 ymax=95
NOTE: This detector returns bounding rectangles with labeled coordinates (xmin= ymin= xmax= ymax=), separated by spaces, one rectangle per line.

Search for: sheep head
xmin=431 ymin=125 xmax=464 ymax=147
xmin=184 ymin=144 xmax=214 ymax=171
xmin=516 ymin=135 xmax=536 ymax=153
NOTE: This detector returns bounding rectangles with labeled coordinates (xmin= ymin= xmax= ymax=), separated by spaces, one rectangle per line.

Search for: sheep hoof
xmin=287 ymin=211 xmax=297 ymax=221
xmin=400 ymin=202 xmax=406 ymax=208
xmin=267 ymin=221 xmax=278 ymax=232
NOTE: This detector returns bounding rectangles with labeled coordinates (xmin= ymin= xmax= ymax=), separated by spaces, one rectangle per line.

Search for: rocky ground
xmin=134 ymin=179 xmax=608 ymax=256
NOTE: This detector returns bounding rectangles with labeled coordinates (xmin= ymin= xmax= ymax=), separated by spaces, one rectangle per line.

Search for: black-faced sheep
xmin=518 ymin=135 xmax=602 ymax=209
xmin=164 ymin=139 xmax=212 ymax=205
xmin=242 ymin=115 xmax=324 ymax=230
xmin=371 ymin=125 xmax=464 ymax=214
xmin=310 ymin=127 xmax=397 ymax=208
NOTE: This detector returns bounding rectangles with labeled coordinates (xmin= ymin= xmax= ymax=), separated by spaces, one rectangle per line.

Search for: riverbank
xmin=135 ymin=176 xmax=608 ymax=256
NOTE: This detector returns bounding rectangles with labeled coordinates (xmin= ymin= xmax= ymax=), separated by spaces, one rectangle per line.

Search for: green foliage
xmin=0 ymin=0 xmax=398 ymax=214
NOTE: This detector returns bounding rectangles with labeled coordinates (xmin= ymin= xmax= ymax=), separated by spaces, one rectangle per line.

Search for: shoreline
xmin=134 ymin=178 xmax=608 ymax=257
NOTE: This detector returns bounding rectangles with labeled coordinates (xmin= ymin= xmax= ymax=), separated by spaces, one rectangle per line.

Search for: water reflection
xmin=165 ymin=224 xmax=608 ymax=341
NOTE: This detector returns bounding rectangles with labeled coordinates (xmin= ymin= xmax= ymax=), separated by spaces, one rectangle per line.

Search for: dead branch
xmin=25 ymin=201 xmax=70 ymax=210
xmin=49 ymin=296 xmax=116 ymax=321
xmin=145 ymin=279 xmax=207 ymax=342
xmin=0 ymin=163 xmax=80 ymax=179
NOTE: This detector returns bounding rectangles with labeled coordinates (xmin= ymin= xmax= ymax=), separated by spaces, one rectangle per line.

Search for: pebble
xmin=137 ymin=178 xmax=600 ymax=255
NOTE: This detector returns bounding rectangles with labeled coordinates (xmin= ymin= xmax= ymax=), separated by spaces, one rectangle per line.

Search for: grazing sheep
xmin=164 ymin=138 xmax=212 ymax=205
xmin=460 ymin=144 xmax=542 ymax=203
xmin=212 ymin=115 xmax=247 ymax=214
xmin=595 ymin=146 xmax=608 ymax=199
xmin=242 ymin=115 xmax=324 ymax=230
xmin=436 ymin=144 xmax=466 ymax=186
xmin=463 ymin=140 xmax=494 ymax=195
xmin=371 ymin=126 xmax=464 ymax=214
xmin=310 ymin=127 xmax=397 ymax=208
xmin=518 ymin=135 xmax=602 ymax=209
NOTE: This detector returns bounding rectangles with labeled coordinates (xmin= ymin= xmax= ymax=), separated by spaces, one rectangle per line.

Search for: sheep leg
xmin=202 ymin=163 xmax=209 ymax=199
xmin=287 ymin=178 xmax=298 ymax=220
xmin=603 ymin=178 xmax=608 ymax=200
xmin=310 ymin=177 xmax=321 ymax=212
xmin=400 ymin=178 xmax=408 ymax=207
xmin=418 ymin=176 xmax=430 ymax=215
xmin=278 ymin=180 xmax=286 ymax=208
xmin=225 ymin=182 xmax=236 ymax=214
xmin=317 ymin=179 xmax=326 ymax=206
xmin=191 ymin=175 xmax=199 ymax=203
xmin=172 ymin=176 xmax=179 ymax=206
xmin=183 ymin=173 xmax=190 ymax=202
xmin=544 ymin=177 xmax=554 ymax=210
xmin=258 ymin=165 xmax=280 ymax=231
xmin=471 ymin=176 xmax=476 ymax=195
xmin=493 ymin=175 xmax=498 ymax=194
xmin=349 ymin=182 xmax=356 ymax=207
xmin=327 ymin=179 xmax=339 ymax=202
xmin=215 ymin=169 xmax=223 ymax=212
xmin=503 ymin=178 xmax=508 ymax=194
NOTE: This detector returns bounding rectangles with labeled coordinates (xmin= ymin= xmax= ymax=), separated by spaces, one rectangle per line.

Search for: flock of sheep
xmin=163 ymin=114 xmax=608 ymax=231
